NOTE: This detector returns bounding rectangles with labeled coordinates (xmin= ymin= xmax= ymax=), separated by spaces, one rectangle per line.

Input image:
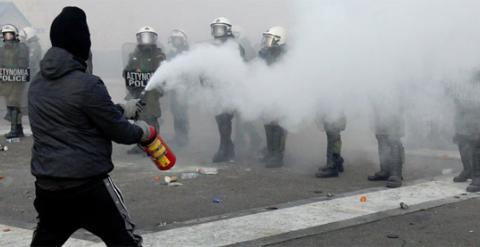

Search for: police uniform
xmin=449 ymin=74 xmax=480 ymax=192
xmin=0 ymin=39 xmax=29 ymax=138
xmin=368 ymin=99 xmax=405 ymax=188
xmin=258 ymin=45 xmax=287 ymax=167
xmin=211 ymin=35 xmax=246 ymax=163
xmin=123 ymin=45 xmax=165 ymax=131
xmin=315 ymin=113 xmax=347 ymax=177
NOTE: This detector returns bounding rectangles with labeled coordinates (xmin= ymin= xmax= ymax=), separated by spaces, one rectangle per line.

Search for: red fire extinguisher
xmin=136 ymin=90 xmax=176 ymax=170
xmin=140 ymin=126 xmax=177 ymax=170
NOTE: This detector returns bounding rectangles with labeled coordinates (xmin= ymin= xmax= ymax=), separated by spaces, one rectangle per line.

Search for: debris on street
xmin=164 ymin=176 xmax=178 ymax=184
xmin=400 ymin=202 xmax=409 ymax=210
xmin=0 ymin=144 xmax=7 ymax=152
xmin=326 ymin=193 xmax=334 ymax=198
xmin=386 ymin=233 xmax=399 ymax=239
xmin=197 ymin=167 xmax=218 ymax=175
xmin=167 ymin=182 xmax=183 ymax=187
xmin=212 ymin=197 xmax=222 ymax=203
xmin=181 ymin=172 xmax=199 ymax=180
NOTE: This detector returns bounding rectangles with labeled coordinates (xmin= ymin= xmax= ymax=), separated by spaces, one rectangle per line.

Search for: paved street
xmin=0 ymin=81 xmax=477 ymax=246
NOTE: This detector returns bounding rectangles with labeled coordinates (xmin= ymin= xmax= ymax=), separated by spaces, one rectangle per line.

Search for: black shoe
xmin=321 ymin=164 xmax=344 ymax=173
xmin=316 ymin=167 xmax=339 ymax=178
xmin=467 ymin=178 xmax=480 ymax=192
xmin=5 ymin=125 xmax=24 ymax=139
xmin=321 ymin=156 xmax=344 ymax=173
xmin=368 ymin=171 xmax=390 ymax=181
xmin=453 ymin=170 xmax=471 ymax=183
xmin=386 ymin=176 xmax=402 ymax=188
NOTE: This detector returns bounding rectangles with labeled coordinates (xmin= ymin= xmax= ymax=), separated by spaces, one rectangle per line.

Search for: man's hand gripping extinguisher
xmin=136 ymin=91 xmax=177 ymax=170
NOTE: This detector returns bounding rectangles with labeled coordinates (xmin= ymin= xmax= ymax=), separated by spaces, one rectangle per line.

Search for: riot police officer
xmin=0 ymin=24 xmax=29 ymax=139
xmin=368 ymin=100 xmax=405 ymax=188
xmin=258 ymin=26 xmax=288 ymax=168
xmin=123 ymin=26 xmax=165 ymax=153
xmin=166 ymin=29 xmax=190 ymax=148
xmin=315 ymin=113 xmax=347 ymax=177
xmin=449 ymin=72 xmax=480 ymax=192
xmin=210 ymin=17 xmax=245 ymax=163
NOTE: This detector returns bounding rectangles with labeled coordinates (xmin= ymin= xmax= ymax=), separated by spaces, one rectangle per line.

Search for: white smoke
xmin=147 ymin=0 xmax=480 ymax=141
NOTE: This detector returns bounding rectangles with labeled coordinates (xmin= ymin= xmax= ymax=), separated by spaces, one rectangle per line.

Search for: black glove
xmin=120 ymin=99 xmax=145 ymax=119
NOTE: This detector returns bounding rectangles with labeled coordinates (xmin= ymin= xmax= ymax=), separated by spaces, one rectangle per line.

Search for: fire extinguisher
xmin=140 ymin=126 xmax=176 ymax=170
xmin=136 ymin=90 xmax=177 ymax=170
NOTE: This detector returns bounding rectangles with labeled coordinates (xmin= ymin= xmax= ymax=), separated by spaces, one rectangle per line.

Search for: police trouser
xmin=215 ymin=113 xmax=234 ymax=147
xmin=376 ymin=134 xmax=404 ymax=176
xmin=31 ymin=177 xmax=142 ymax=247
xmin=326 ymin=131 xmax=342 ymax=167
xmin=454 ymin=135 xmax=475 ymax=177
xmin=264 ymin=122 xmax=287 ymax=157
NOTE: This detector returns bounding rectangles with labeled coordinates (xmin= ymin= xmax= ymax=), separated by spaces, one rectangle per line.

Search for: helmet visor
xmin=211 ymin=24 xmax=228 ymax=38
xmin=3 ymin=32 xmax=15 ymax=41
xmin=262 ymin=33 xmax=280 ymax=48
xmin=137 ymin=32 xmax=157 ymax=45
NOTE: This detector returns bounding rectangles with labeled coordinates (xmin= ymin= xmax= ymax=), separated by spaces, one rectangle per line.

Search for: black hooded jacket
xmin=28 ymin=47 xmax=143 ymax=184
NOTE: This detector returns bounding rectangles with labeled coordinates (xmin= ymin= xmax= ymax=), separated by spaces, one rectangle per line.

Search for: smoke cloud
xmin=147 ymin=0 xmax=480 ymax=144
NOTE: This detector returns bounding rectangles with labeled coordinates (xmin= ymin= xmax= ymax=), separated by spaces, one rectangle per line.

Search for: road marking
xmin=0 ymin=225 xmax=93 ymax=246
xmin=0 ymin=176 xmax=477 ymax=247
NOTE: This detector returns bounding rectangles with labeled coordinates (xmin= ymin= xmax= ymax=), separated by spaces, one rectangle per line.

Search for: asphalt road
xmin=269 ymin=197 xmax=480 ymax=247
xmin=0 ymin=134 xmax=463 ymax=234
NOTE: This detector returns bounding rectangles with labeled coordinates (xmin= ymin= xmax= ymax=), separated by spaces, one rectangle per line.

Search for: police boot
xmin=386 ymin=141 xmax=404 ymax=188
xmin=368 ymin=135 xmax=390 ymax=181
xmin=466 ymin=149 xmax=480 ymax=192
xmin=454 ymin=141 xmax=473 ymax=183
xmin=320 ymin=132 xmax=344 ymax=173
xmin=266 ymin=125 xmax=285 ymax=168
xmin=5 ymin=107 xmax=23 ymax=139
xmin=213 ymin=114 xmax=235 ymax=163
xmin=316 ymin=154 xmax=342 ymax=178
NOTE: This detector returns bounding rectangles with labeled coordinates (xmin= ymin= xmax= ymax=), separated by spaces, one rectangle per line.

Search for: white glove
xmin=134 ymin=120 xmax=154 ymax=143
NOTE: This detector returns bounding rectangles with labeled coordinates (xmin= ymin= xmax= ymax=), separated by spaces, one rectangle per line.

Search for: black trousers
xmin=31 ymin=177 xmax=142 ymax=247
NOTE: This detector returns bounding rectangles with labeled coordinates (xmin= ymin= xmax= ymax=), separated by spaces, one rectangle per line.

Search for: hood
xmin=40 ymin=47 xmax=86 ymax=80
